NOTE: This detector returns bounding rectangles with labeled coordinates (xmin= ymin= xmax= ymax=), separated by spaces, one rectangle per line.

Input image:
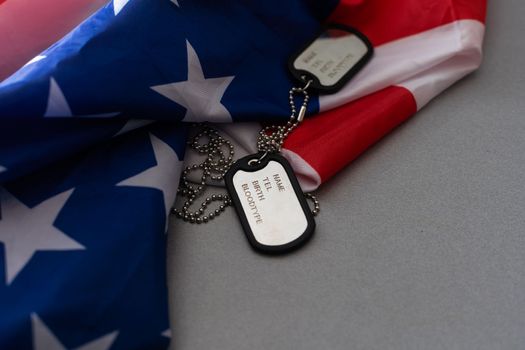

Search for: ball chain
xmin=172 ymin=82 xmax=320 ymax=224
xmin=304 ymin=193 xmax=320 ymax=216
xmin=257 ymin=86 xmax=309 ymax=154
xmin=171 ymin=125 xmax=234 ymax=224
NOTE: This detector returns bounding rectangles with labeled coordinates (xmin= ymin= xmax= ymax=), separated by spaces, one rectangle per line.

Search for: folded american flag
xmin=0 ymin=0 xmax=486 ymax=348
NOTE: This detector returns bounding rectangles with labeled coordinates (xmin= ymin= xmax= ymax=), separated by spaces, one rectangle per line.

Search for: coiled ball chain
xmin=172 ymin=81 xmax=320 ymax=223
xmin=171 ymin=126 xmax=234 ymax=224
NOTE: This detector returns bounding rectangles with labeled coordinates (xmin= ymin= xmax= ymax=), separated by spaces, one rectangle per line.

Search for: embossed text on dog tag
xmin=225 ymin=153 xmax=315 ymax=254
xmin=289 ymin=24 xmax=373 ymax=93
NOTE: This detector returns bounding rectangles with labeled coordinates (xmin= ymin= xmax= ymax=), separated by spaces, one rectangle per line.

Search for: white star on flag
xmin=24 ymin=55 xmax=47 ymax=67
xmin=32 ymin=313 xmax=117 ymax=350
xmin=44 ymin=78 xmax=119 ymax=118
xmin=151 ymin=41 xmax=235 ymax=122
xmin=45 ymin=78 xmax=71 ymax=117
xmin=0 ymin=188 xmax=84 ymax=284
xmin=117 ymin=134 xmax=183 ymax=230
xmin=113 ymin=0 xmax=130 ymax=15
xmin=0 ymin=166 xmax=6 ymax=173
xmin=161 ymin=329 xmax=171 ymax=348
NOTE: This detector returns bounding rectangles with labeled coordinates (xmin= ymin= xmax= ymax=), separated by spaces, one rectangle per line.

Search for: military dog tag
xmin=289 ymin=24 xmax=373 ymax=93
xmin=225 ymin=153 xmax=315 ymax=254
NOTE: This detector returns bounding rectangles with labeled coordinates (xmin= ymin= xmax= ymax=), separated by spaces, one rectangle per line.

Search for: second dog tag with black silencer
xmin=225 ymin=152 xmax=315 ymax=254
xmin=289 ymin=24 xmax=374 ymax=93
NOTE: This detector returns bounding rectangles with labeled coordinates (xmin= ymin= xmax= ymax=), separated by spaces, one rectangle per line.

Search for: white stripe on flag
xmin=280 ymin=148 xmax=322 ymax=193
xmin=319 ymin=20 xmax=485 ymax=112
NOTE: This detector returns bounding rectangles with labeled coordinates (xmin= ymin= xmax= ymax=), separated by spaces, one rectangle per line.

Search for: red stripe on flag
xmin=284 ymin=86 xmax=417 ymax=183
xmin=328 ymin=0 xmax=487 ymax=46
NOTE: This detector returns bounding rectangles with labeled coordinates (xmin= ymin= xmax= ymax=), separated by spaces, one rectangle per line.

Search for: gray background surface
xmin=167 ymin=1 xmax=525 ymax=349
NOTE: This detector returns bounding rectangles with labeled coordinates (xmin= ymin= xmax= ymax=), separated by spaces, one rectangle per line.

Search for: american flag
xmin=0 ymin=0 xmax=486 ymax=348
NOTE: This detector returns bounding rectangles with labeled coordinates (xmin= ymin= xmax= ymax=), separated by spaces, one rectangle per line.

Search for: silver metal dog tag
xmin=225 ymin=153 xmax=315 ymax=254
xmin=289 ymin=24 xmax=373 ymax=93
